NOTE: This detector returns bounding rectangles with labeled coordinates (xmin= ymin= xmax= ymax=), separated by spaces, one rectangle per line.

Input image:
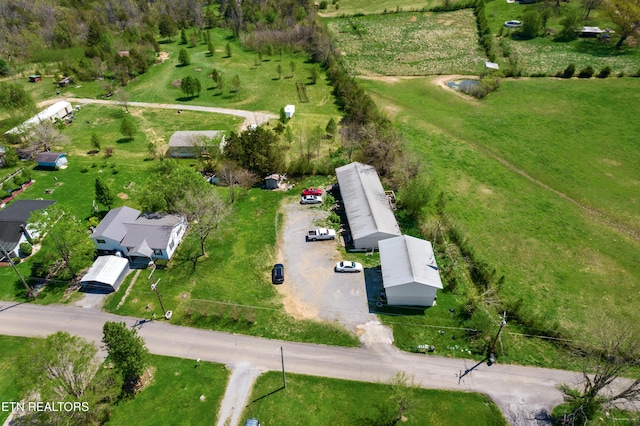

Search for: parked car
xmin=306 ymin=228 xmax=336 ymax=241
xmin=244 ymin=419 xmax=260 ymax=426
xmin=335 ymin=261 xmax=363 ymax=273
xmin=271 ymin=263 xmax=284 ymax=284
xmin=301 ymin=187 xmax=323 ymax=196
xmin=300 ymin=195 xmax=322 ymax=204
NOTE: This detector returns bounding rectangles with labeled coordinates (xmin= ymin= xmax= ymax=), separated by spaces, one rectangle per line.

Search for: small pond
xmin=446 ymin=79 xmax=479 ymax=92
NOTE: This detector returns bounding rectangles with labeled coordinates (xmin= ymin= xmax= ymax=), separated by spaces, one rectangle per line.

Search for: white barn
xmin=335 ymin=162 xmax=401 ymax=250
xmin=80 ymin=255 xmax=130 ymax=293
xmin=5 ymin=101 xmax=73 ymax=135
xmin=379 ymin=235 xmax=443 ymax=307
xmin=284 ymin=105 xmax=295 ymax=119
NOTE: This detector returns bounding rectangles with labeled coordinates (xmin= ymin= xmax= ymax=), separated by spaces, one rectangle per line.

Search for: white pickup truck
xmin=306 ymin=228 xmax=336 ymax=241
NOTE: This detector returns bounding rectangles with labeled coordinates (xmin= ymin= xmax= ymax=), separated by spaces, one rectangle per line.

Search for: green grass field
xmin=244 ymin=371 xmax=507 ymax=425
xmin=318 ymin=0 xmax=447 ymax=17
xmin=356 ymin=75 xmax=640 ymax=361
xmin=326 ymin=11 xmax=483 ymax=76
xmin=0 ymin=335 xmax=30 ymax=424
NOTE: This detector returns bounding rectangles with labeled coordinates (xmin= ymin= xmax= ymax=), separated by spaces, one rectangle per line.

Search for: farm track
xmin=37 ymin=98 xmax=277 ymax=131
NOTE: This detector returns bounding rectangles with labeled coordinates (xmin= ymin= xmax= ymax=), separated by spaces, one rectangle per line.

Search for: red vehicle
xmin=301 ymin=187 xmax=322 ymax=196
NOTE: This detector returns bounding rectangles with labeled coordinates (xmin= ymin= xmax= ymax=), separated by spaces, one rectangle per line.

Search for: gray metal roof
xmin=120 ymin=214 xmax=183 ymax=251
xmin=168 ymin=131 xmax=223 ymax=148
xmin=81 ymin=255 xmax=129 ymax=287
xmin=379 ymin=235 xmax=443 ymax=290
xmin=35 ymin=152 xmax=65 ymax=163
xmin=90 ymin=206 xmax=141 ymax=241
xmin=335 ymin=162 xmax=400 ymax=242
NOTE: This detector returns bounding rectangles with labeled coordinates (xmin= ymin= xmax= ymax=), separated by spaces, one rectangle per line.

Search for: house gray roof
xmin=90 ymin=206 xmax=141 ymax=242
xmin=0 ymin=200 xmax=56 ymax=253
xmin=335 ymin=162 xmax=401 ymax=242
xmin=120 ymin=214 xmax=184 ymax=251
xmin=168 ymin=131 xmax=224 ymax=148
xmin=36 ymin=152 xmax=66 ymax=163
xmin=379 ymin=235 xmax=443 ymax=290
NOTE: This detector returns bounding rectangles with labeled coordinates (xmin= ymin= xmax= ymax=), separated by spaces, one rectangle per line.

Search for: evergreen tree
xmin=178 ymin=48 xmax=191 ymax=66
xmin=95 ymin=177 xmax=114 ymax=209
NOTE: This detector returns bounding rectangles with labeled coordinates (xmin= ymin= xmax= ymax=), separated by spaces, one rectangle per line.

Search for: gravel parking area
xmin=276 ymin=200 xmax=393 ymax=348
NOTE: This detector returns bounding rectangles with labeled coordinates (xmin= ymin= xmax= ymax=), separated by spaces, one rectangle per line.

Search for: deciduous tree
xmin=95 ymin=177 xmax=115 ymax=210
xmin=102 ymin=322 xmax=149 ymax=391
xmin=606 ymin=0 xmax=640 ymax=48
xmin=158 ymin=14 xmax=178 ymax=41
xmin=120 ymin=115 xmax=137 ymax=140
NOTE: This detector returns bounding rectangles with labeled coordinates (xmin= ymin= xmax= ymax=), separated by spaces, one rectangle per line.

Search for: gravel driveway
xmin=276 ymin=200 xmax=393 ymax=348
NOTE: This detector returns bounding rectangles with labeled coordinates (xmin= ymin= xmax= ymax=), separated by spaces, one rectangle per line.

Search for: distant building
xmin=264 ymin=174 xmax=285 ymax=190
xmin=168 ymin=130 xmax=225 ymax=158
xmin=284 ymin=105 xmax=295 ymax=119
xmin=28 ymin=75 xmax=42 ymax=83
xmin=36 ymin=152 xmax=68 ymax=169
xmin=5 ymin=101 xmax=74 ymax=136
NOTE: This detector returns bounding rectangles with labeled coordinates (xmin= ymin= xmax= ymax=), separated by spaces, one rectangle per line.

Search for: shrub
xmin=80 ymin=166 xmax=89 ymax=173
xmin=562 ymin=64 xmax=575 ymax=79
xmin=597 ymin=66 xmax=611 ymax=78
xmin=578 ymin=66 xmax=594 ymax=78
xmin=19 ymin=242 xmax=33 ymax=256
xmin=319 ymin=0 xmax=328 ymax=9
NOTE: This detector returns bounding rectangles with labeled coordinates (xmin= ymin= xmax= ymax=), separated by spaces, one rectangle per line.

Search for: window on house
xmin=169 ymin=240 xmax=175 ymax=250
xmin=96 ymin=239 xmax=106 ymax=244
xmin=153 ymin=249 xmax=163 ymax=256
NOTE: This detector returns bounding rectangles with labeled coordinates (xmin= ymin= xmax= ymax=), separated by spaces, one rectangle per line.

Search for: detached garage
xmin=379 ymin=235 xmax=443 ymax=307
xmin=335 ymin=162 xmax=401 ymax=250
xmin=80 ymin=255 xmax=130 ymax=293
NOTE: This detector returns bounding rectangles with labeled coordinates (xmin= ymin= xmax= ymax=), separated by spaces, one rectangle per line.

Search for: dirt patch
xmin=117 ymin=192 xmax=129 ymax=199
xmin=172 ymin=79 xmax=181 ymax=87
xmin=431 ymin=74 xmax=480 ymax=102
xmin=134 ymin=366 xmax=157 ymax=393
xmin=409 ymin=16 xmax=417 ymax=22
xmin=158 ymin=52 xmax=169 ymax=63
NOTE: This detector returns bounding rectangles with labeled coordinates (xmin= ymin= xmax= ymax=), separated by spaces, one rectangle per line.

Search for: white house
xmin=5 ymin=101 xmax=73 ymax=135
xmin=379 ymin=235 xmax=443 ymax=307
xmin=335 ymin=162 xmax=401 ymax=250
xmin=80 ymin=255 xmax=130 ymax=293
xmin=284 ymin=105 xmax=295 ymax=119
xmin=90 ymin=206 xmax=187 ymax=267
xmin=168 ymin=130 xmax=225 ymax=158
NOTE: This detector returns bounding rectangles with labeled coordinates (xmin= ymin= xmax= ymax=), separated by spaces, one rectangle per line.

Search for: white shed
xmin=335 ymin=162 xmax=401 ymax=249
xmin=80 ymin=255 xmax=130 ymax=293
xmin=284 ymin=105 xmax=295 ymax=119
xmin=379 ymin=235 xmax=443 ymax=307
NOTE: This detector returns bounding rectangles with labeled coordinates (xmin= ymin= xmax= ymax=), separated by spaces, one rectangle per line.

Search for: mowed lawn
xmin=326 ymin=11 xmax=483 ymax=76
xmin=244 ymin=371 xmax=507 ymax=425
xmin=0 ymin=336 xmax=30 ymax=424
xmin=357 ymin=76 xmax=640 ymax=352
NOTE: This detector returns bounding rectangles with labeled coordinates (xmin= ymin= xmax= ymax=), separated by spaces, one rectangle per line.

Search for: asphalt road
xmin=0 ymin=300 xmax=582 ymax=425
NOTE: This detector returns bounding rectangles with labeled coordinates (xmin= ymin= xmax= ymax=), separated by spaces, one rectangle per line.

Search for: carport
xmin=80 ymin=255 xmax=130 ymax=293
xmin=379 ymin=235 xmax=443 ymax=307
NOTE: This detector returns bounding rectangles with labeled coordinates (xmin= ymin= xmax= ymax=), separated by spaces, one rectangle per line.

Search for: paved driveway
xmin=276 ymin=200 xmax=393 ymax=347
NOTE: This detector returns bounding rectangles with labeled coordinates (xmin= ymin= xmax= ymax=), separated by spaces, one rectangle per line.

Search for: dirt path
xmin=37 ymin=98 xmax=277 ymax=132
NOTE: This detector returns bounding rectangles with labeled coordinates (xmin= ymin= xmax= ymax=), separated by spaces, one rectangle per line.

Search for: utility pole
xmin=0 ymin=242 xmax=33 ymax=296
xmin=458 ymin=311 xmax=507 ymax=383
xmin=151 ymin=279 xmax=172 ymax=319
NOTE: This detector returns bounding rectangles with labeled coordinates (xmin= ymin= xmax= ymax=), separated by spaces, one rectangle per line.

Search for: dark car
xmin=271 ymin=263 xmax=284 ymax=284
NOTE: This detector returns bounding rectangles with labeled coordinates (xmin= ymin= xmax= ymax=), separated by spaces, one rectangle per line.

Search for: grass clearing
xmin=0 ymin=335 xmax=30 ymax=424
xmin=244 ymin=371 xmax=507 ymax=425
xmin=108 ymin=355 xmax=228 ymax=426
xmin=356 ymin=76 xmax=640 ymax=365
xmin=327 ymin=11 xmax=483 ymax=76
xmin=319 ymin=0 xmax=448 ymax=17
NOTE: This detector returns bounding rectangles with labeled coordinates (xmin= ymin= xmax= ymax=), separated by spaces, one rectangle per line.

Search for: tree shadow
xmin=175 ymin=63 xmax=189 ymax=68
xmin=116 ymin=137 xmax=134 ymax=144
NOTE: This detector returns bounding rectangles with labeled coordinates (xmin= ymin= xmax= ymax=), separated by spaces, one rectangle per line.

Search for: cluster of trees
xmin=17 ymin=323 xmax=149 ymax=425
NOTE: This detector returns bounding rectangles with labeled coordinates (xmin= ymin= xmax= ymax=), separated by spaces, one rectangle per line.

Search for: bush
xmin=578 ymin=66 xmax=594 ymax=78
xmin=319 ymin=0 xmax=328 ymax=9
xmin=562 ymin=64 xmax=575 ymax=79
xmin=80 ymin=166 xmax=89 ymax=173
xmin=597 ymin=66 xmax=611 ymax=78
xmin=19 ymin=242 xmax=33 ymax=256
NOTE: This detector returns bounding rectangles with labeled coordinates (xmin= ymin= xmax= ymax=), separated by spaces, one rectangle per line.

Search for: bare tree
xmin=28 ymin=121 xmax=70 ymax=152
xmin=556 ymin=321 xmax=640 ymax=424
xmin=176 ymin=185 xmax=230 ymax=258
xmin=117 ymin=89 xmax=130 ymax=113
xmin=218 ymin=160 xmax=255 ymax=203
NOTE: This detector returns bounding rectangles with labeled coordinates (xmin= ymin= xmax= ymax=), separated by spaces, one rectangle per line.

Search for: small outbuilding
xmin=379 ymin=235 xmax=443 ymax=307
xmin=4 ymin=101 xmax=74 ymax=136
xmin=80 ymin=255 xmax=130 ymax=293
xmin=28 ymin=75 xmax=42 ymax=83
xmin=284 ymin=105 xmax=295 ymax=119
xmin=168 ymin=130 xmax=224 ymax=158
xmin=36 ymin=152 xmax=68 ymax=169
xmin=264 ymin=174 xmax=285 ymax=190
